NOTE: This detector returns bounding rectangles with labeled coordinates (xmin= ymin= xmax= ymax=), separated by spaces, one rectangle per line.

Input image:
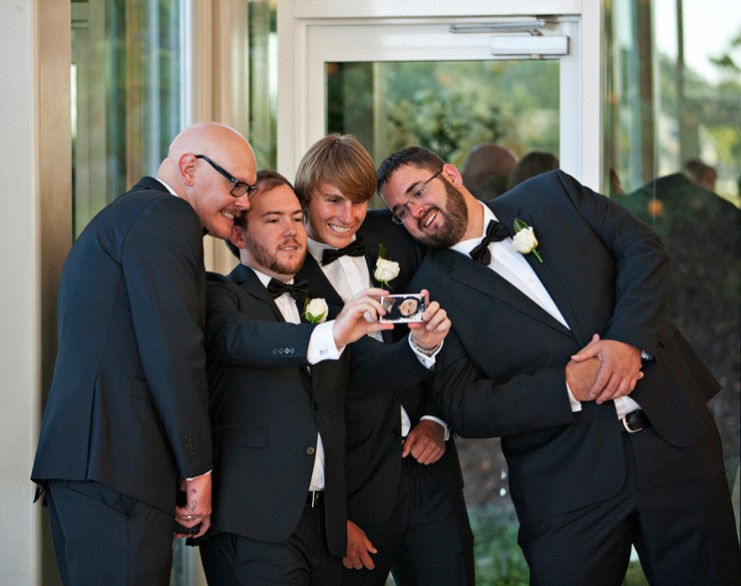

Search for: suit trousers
xmin=46 ymin=479 xmax=174 ymax=586
xmin=342 ymin=457 xmax=474 ymax=586
xmin=518 ymin=418 xmax=741 ymax=586
xmin=199 ymin=499 xmax=343 ymax=586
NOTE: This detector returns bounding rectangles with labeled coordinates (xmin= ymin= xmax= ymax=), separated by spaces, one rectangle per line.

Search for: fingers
xmin=344 ymin=521 xmax=377 ymax=570
xmin=174 ymin=507 xmax=209 ymax=528
xmin=564 ymin=357 xmax=601 ymax=401
xmin=333 ymin=289 xmax=393 ymax=346
xmin=192 ymin=516 xmax=211 ymax=538
xmin=577 ymin=339 xmax=643 ymax=402
xmin=570 ymin=333 xmax=602 ymax=362
xmin=409 ymin=301 xmax=451 ymax=350
xmin=402 ymin=421 xmax=446 ymax=465
xmin=592 ymin=369 xmax=644 ymax=404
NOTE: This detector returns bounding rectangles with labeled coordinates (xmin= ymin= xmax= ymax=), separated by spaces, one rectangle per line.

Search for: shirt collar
xmin=245 ymin=265 xmax=294 ymax=288
xmin=306 ymin=235 xmax=360 ymax=264
xmin=155 ymin=177 xmax=178 ymax=196
xmin=451 ymin=201 xmax=500 ymax=256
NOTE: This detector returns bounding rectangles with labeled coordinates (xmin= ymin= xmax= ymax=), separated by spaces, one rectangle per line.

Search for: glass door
xmin=278 ymin=6 xmax=600 ymax=580
xmin=278 ymin=10 xmax=602 ymax=190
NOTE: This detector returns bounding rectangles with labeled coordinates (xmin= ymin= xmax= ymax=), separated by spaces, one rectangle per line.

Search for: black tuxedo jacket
xmin=204 ymin=263 xmax=433 ymax=556
xmin=297 ymin=210 xmax=464 ymax=526
xmin=32 ymin=177 xmax=212 ymax=512
xmin=409 ymin=170 xmax=719 ymax=523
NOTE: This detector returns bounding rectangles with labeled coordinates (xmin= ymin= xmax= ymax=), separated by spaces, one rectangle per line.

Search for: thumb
xmin=571 ymin=333 xmax=601 ymax=361
xmin=401 ymin=434 xmax=414 ymax=458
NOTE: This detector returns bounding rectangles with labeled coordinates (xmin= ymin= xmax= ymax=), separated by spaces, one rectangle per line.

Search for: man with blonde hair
xmin=295 ymin=134 xmax=474 ymax=586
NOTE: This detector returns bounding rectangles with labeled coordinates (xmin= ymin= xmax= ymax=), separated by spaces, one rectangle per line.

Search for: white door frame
xmin=277 ymin=0 xmax=602 ymax=189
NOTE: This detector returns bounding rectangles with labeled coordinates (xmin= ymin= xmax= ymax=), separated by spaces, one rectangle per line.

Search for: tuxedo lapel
xmin=363 ymin=240 xmax=381 ymax=288
xmin=359 ymin=237 xmax=397 ymax=344
xmin=229 ymin=263 xmax=286 ymax=323
xmin=230 ymin=264 xmax=314 ymax=390
xmin=298 ymin=256 xmax=345 ymax=308
xmin=488 ymin=203 xmax=582 ymax=339
xmin=433 ymin=248 xmax=568 ymax=335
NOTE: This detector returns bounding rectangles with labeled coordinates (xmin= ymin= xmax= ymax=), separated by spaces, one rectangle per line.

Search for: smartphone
xmin=379 ymin=293 xmax=426 ymax=323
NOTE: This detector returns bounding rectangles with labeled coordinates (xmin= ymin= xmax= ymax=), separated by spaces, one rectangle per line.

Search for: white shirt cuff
xmin=565 ymin=382 xmax=583 ymax=412
xmin=307 ymin=320 xmax=344 ymax=363
xmin=420 ymin=415 xmax=451 ymax=441
xmin=408 ymin=335 xmax=441 ymax=369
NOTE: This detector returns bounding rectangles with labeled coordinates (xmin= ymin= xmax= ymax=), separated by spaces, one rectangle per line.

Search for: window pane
xmin=71 ymin=0 xmax=183 ymax=238
xmin=605 ymin=0 xmax=740 ymax=501
xmin=327 ymin=59 xmax=560 ymax=203
xmin=248 ymin=0 xmax=278 ymax=171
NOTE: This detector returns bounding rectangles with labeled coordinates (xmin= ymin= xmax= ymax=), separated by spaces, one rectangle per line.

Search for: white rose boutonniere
xmin=512 ymin=218 xmax=543 ymax=263
xmin=304 ymin=298 xmax=328 ymax=324
xmin=373 ymin=244 xmax=400 ymax=290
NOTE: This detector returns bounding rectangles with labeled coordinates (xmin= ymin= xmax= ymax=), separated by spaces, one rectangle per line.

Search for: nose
xmin=337 ymin=201 xmax=354 ymax=222
xmin=282 ymin=218 xmax=297 ymax=236
xmin=406 ymin=198 xmax=426 ymax=218
xmin=234 ymin=194 xmax=251 ymax=210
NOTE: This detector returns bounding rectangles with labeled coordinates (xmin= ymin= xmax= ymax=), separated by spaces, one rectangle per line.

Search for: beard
xmin=247 ymin=239 xmax=306 ymax=278
xmin=415 ymin=180 xmax=468 ymax=248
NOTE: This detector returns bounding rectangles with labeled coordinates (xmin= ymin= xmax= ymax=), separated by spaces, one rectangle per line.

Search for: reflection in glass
xmin=606 ymin=0 xmax=739 ymax=505
xmin=71 ymin=1 xmax=183 ymax=239
xmin=327 ymin=60 xmax=559 ymax=181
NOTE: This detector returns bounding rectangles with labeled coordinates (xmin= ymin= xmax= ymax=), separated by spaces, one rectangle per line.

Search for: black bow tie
xmin=470 ymin=220 xmax=509 ymax=265
xmin=321 ymin=237 xmax=365 ymax=266
xmin=267 ymin=279 xmax=309 ymax=305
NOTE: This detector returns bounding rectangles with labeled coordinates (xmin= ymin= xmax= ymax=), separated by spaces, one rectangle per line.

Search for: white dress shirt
xmin=307 ymin=237 xmax=446 ymax=437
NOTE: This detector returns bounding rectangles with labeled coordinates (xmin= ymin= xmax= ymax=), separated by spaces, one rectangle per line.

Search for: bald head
xmin=157 ymin=122 xmax=257 ymax=240
xmin=160 ymin=122 xmax=257 ymax=188
xmin=462 ymin=143 xmax=516 ymax=200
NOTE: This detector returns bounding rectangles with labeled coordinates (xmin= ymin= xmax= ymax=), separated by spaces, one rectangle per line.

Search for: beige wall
xmin=0 ymin=1 xmax=70 ymax=584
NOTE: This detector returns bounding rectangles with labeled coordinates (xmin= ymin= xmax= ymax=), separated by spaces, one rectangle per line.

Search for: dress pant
xmin=342 ymin=458 xmax=474 ymax=586
xmin=519 ymin=416 xmax=741 ymax=586
xmin=199 ymin=495 xmax=343 ymax=586
xmin=46 ymin=479 xmax=174 ymax=586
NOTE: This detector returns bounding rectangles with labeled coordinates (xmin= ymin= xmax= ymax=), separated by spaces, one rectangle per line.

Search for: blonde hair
xmin=294 ymin=134 xmax=376 ymax=209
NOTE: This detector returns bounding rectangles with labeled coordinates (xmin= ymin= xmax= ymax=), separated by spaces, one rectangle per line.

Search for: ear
xmin=229 ymin=224 xmax=247 ymax=249
xmin=178 ymin=153 xmax=199 ymax=187
xmin=441 ymin=162 xmax=463 ymax=187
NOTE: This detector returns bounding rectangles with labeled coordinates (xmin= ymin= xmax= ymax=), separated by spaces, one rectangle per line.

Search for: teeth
xmin=423 ymin=210 xmax=437 ymax=228
xmin=221 ymin=211 xmax=235 ymax=220
xmin=329 ymin=224 xmax=351 ymax=233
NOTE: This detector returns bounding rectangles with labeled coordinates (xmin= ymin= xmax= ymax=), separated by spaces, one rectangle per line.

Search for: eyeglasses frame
xmin=391 ymin=168 xmax=444 ymax=225
xmin=195 ymin=154 xmax=257 ymax=198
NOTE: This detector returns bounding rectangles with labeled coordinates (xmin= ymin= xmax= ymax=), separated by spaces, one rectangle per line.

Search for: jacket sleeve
xmin=124 ymin=196 xmax=212 ymax=479
xmin=555 ymin=171 xmax=670 ymax=351
xmin=205 ymin=274 xmax=316 ymax=368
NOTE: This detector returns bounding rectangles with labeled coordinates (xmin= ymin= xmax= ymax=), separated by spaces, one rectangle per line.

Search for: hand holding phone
xmin=379 ymin=293 xmax=426 ymax=323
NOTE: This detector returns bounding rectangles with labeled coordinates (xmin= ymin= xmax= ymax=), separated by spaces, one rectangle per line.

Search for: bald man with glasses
xmin=32 ymin=123 xmax=257 ymax=586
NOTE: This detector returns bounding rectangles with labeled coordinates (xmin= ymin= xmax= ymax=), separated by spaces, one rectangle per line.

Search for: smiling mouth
xmin=220 ymin=210 xmax=236 ymax=221
xmin=421 ymin=209 xmax=438 ymax=228
xmin=328 ymin=224 xmax=352 ymax=234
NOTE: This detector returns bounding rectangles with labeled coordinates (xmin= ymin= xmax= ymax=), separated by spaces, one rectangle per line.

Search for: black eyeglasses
xmin=195 ymin=154 xmax=257 ymax=198
xmin=391 ymin=169 xmax=443 ymax=225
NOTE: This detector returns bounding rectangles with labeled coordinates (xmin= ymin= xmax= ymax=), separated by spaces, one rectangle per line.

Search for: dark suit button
xmin=306 ymin=446 xmax=315 ymax=455
xmin=313 ymin=402 xmax=319 ymax=411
